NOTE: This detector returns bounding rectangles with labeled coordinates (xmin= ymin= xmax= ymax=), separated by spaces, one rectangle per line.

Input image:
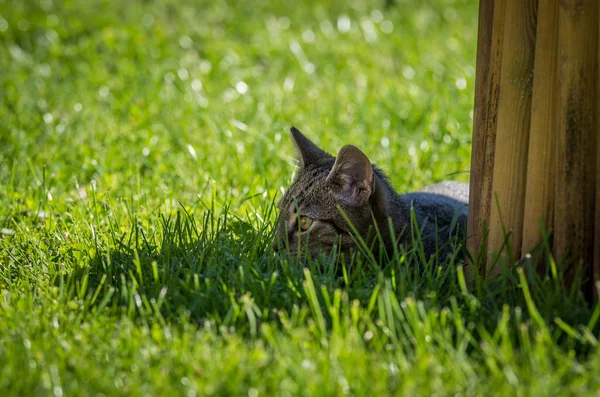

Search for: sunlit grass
xmin=1 ymin=0 xmax=599 ymax=395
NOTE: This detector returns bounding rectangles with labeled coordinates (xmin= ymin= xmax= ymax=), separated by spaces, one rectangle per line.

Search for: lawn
xmin=1 ymin=0 xmax=599 ymax=395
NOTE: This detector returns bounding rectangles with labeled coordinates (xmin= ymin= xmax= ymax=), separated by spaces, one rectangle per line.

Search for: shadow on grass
xmin=57 ymin=203 xmax=597 ymax=351
xmin=78 ymin=207 xmax=305 ymax=328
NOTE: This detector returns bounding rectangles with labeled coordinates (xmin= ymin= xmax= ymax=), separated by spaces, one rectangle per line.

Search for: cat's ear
xmin=290 ymin=126 xmax=331 ymax=167
xmin=327 ymin=145 xmax=374 ymax=207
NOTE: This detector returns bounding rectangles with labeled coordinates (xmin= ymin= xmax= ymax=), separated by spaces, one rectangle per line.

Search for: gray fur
xmin=273 ymin=127 xmax=469 ymax=261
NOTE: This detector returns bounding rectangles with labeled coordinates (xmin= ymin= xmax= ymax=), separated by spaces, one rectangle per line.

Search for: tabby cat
xmin=273 ymin=127 xmax=469 ymax=262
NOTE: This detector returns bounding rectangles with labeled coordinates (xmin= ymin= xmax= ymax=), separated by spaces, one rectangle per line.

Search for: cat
xmin=272 ymin=126 xmax=469 ymax=263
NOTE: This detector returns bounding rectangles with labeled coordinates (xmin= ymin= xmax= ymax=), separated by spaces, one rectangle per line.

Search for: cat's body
xmin=273 ymin=127 xmax=468 ymax=261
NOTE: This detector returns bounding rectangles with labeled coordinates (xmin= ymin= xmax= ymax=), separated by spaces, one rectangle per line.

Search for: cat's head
xmin=273 ymin=127 xmax=381 ymax=259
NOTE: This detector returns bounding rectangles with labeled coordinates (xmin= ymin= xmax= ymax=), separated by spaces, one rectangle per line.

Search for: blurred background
xmin=0 ymin=0 xmax=476 ymax=218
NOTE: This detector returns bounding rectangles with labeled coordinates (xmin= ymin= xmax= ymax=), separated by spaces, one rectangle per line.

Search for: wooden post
xmin=553 ymin=0 xmax=598 ymax=288
xmin=467 ymin=0 xmax=505 ymax=275
xmin=521 ymin=0 xmax=558 ymax=270
xmin=486 ymin=0 xmax=537 ymax=277
xmin=469 ymin=0 xmax=600 ymax=297
xmin=596 ymin=2 xmax=600 ymax=298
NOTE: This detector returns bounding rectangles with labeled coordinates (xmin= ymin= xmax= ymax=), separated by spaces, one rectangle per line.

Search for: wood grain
xmin=591 ymin=0 xmax=600 ymax=296
xmin=486 ymin=0 xmax=538 ymax=277
xmin=467 ymin=0 xmax=506 ymax=277
xmin=554 ymin=0 xmax=598 ymax=289
xmin=521 ymin=0 xmax=559 ymax=271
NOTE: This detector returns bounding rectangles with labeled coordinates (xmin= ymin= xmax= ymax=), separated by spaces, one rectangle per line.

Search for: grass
xmin=1 ymin=0 xmax=599 ymax=395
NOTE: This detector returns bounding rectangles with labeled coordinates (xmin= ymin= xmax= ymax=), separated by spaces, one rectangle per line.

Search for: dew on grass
xmin=0 ymin=18 xmax=8 ymax=32
xmin=191 ymin=79 xmax=202 ymax=91
xmin=187 ymin=144 xmax=197 ymax=159
xmin=304 ymin=62 xmax=315 ymax=74
xmin=381 ymin=20 xmax=393 ymax=33
xmin=164 ymin=73 xmax=175 ymax=84
xmin=17 ymin=19 xmax=29 ymax=31
xmin=179 ymin=35 xmax=192 ymax=49
xmin=356 ymin=75 xmax=367 ymax=88
xmin=381 ymin=136 xmax=390 ymax=148
xmin=223 ymin=88 xmax=238 ymax=102
xmin=74 ymin=103 xmax=82 ymax=112
xmin=320 ymin=19 xmax=335 ymax=37
xmin=443 ymin=134 xmax=452 ymax=144
xmin=199 ymin=60 xmax=212 ymax=74
xmin=114 ymin=377 xmax=124 ymax=389
xmin=181 ymin=377 xmax=190 ymax=386
xmin=45 ymin=29 xmax=58 ymax=42
xmin=98 ymin=86 xmax=110 ymax=97
xmin=53 ymin=386 xmax=63 ymax=397
xmin=456 ymin=77 xmax=467 ymax=90
xmin=283 ymin=76 xmax=294 ymax=92
xmin=420 ymin=140 xmax=429 ymax=151
xmin=178 ymin=68 xmax=189 ymax=80
xmin=43 ymin=113 xmax=53 ymax=124
xmin=196 ymin=93 xmax=209 ymax=108
xmin=402 ymin=65 xmax=415 ymax=80
xmin=142 ymin=147 xmax=150 ymax=156
xmin=446 ymin=37 xmax=459 ymax=51
xmin=38 ymin=63 xmax=51 ymax=77
xmin=289 ymin=40 xmax=301 ymax=54
xmin=302 ymin=29 xmax=315 ymax=43
xmin=338 ymin=377 xmax=350 ymax=395
xmin=236 ymin=142 xmax=245 ymax=154
xmin=408 ymin=145 xmax=417 ymax=157
xmin=236 ymin=81 xmax=248 ymax=94
xmin=360 ymin=18 xmax=377 ymax=43
xmin=1 ymin=228 xmax=15 ymax=236
xmin=370 ymin=9 xmax=384 ymax=23
xmin=232 ymin=120 xmax=248 ymax=131
xmin=337 ymin=15 xmax=351 ymax=32
xmin=278 ymin=16 xmax=290 ymax=30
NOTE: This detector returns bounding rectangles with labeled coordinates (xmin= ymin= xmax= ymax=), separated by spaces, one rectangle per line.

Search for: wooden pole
xmin=521 ymin=0 xmax=559 ymax=270
xmin=486 ymin=0 xmax=538 ymax=277
xmin=467 ymin=0 xmax=505 ymax=276
xmin=595 ymin=1 xmax=600 ymax=298
xmin=470 ymin=0 xmax=600 ymax=299
xmin=553 ymin=0 xmax=598 ymax=289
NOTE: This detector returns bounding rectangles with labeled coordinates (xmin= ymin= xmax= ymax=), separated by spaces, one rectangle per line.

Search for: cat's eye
xmin=299 ymin=216 xmax=311 ymax=231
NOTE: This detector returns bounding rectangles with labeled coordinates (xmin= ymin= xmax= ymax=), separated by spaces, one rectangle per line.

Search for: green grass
xmin=1 ymin=0 xmax=599 ymax=395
